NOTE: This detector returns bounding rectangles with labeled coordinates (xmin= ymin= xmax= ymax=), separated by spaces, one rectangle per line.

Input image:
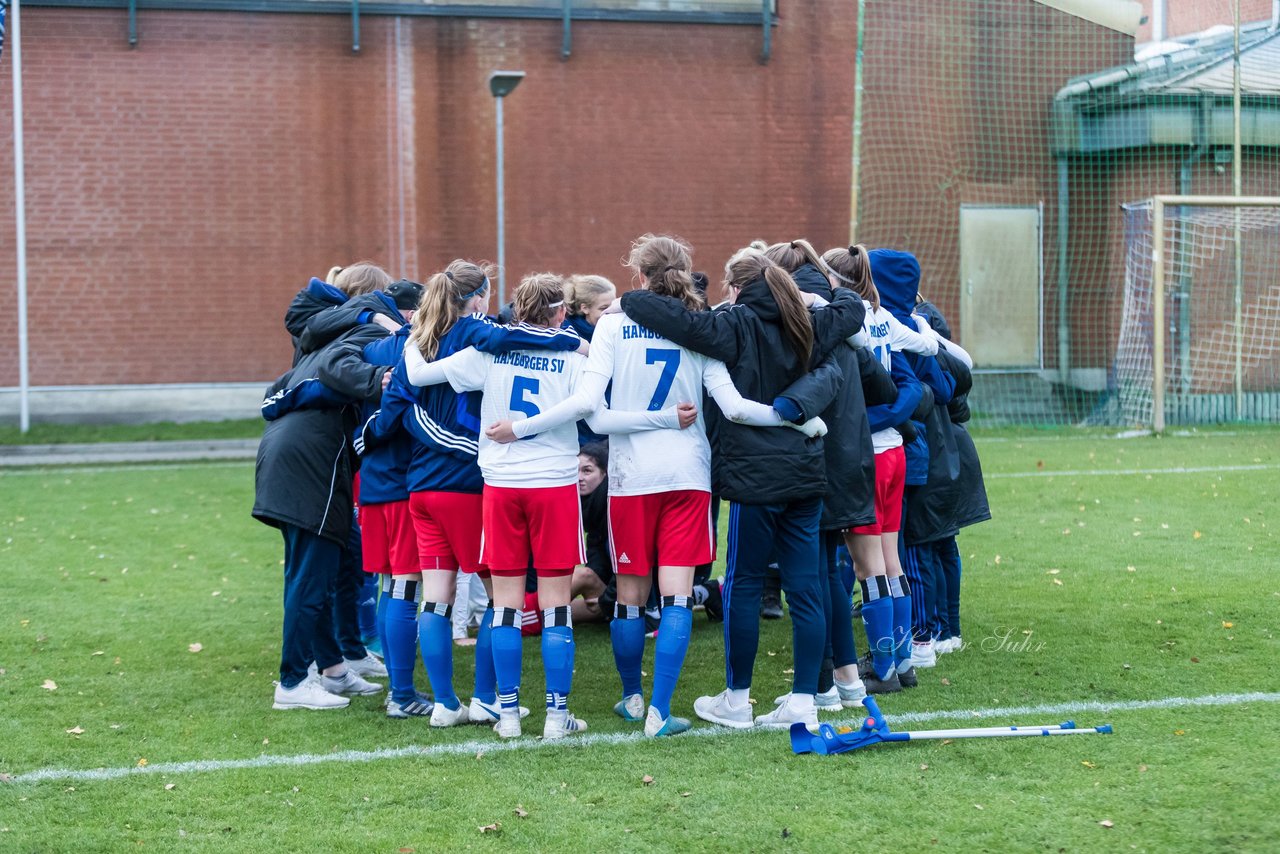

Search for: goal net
xmin=1114 ymin=197 xmax=1280 ymax=430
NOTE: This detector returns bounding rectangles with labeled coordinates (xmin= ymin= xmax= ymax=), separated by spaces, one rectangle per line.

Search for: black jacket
xmin=934 ymin=344 xmax=990 ymax=530
xmin=285 ymin=287 xmax=401 ymax=366
xmin=621 ymin=281 xmax=864 ymax=504
xmin=253 ymin=325 xmax=392 ymax=544
xmin=779 ymin=264 xmax=886 ymax=530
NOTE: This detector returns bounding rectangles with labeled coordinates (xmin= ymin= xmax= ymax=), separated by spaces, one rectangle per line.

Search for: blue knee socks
xmin=385 ymin=578 xmax=421 ymax=703
xmin=610 ymin=604 xmax=646 ymax=699
xmin=651 ymin=597 xmax=693 ymax=719
xmin=419 ymin=600 xmax=458 ymax=710
xmin=860 ymin=576 xmax=895 ymax=679
xmin=472 ymin=603 xmax=497 ymax=705
xmin=541 ymin=606 xmax=575 ymax=711
xmin=490 ymin=607 xmax=523 ymax=710
xmin=888 ymin=575 xmax=913 ymax=672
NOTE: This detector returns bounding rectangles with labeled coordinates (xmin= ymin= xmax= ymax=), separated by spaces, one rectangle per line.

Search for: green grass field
xmin=2 ymin=430 xmax=1278 ymax=851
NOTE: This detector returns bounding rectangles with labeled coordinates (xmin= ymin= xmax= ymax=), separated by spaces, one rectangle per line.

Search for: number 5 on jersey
xmin=510 ymin=375 xmax=540 ymax=440
xmin=645 ymin=348 xmax=680 ymax=411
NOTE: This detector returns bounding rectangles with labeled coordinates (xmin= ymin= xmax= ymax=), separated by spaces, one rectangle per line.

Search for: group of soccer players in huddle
xmin=252 ymin=233 xmax=988 ymax=741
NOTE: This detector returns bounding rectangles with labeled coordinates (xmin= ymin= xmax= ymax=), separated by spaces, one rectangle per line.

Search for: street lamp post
xmin=489 ymin=70 xmax=525 ymax=310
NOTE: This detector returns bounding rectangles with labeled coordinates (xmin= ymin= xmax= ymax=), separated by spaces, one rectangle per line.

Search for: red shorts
xmin=608 ymin=490 xmax=714 ymax=576
xmin=850 ymin=445 xmax=906 ymax=536
xmin=481 ymin=484 xmax=584 ymax=577
xmin=409 ymin=491 xmax=485 ymax=575
xmin=359 ymin=500 xmax=419 ymax=575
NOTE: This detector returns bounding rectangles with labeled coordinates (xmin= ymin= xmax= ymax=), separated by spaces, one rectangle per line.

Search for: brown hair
xmin=407 ymin=260 xmax=493 ymax=360
xmin=513 ymin=273 xmax=568 ymax=328
xmin=722 ymin=248 xmax=813 ymax=369
xmin=822 ymin=244 xmax=880 ymax=311
xmin=332 ymin=262 xmax=392 ymax=297
xmin=565 ymin=275 xmax=617 ymax=315
xmin=625 ymin=234 xmax=703 ymax=311
xmin=764 ymin=239 xmax=829 ymax=278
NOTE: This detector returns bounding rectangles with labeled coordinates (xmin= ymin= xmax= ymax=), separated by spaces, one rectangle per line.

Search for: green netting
xmin=855 ymin=0 xmax=1280 ymax=427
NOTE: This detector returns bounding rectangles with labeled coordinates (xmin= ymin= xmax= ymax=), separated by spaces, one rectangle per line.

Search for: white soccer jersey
xmin=586 ymin=312 xmax=728 ymax=496
xmin=440 ymin=346 xmax=586 ymax=488
xmin=863 ymin=303 xmax=937 ymax=455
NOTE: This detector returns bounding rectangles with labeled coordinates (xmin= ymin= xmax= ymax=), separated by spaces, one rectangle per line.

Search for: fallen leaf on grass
xmin=1222 ymin=621 xmax=1234 ymax=629
xmin=641 ymin=775 xmax=655 ymax=785
xmin=42 ymin=680 xmax=57 ymax=691
xmin=1139 ymin=765 xmax=1148 ymax=772
xmin=942 ymin=739 xmax=954 ymax=745
xmin=0 ymin=773 xmax=12 ymax=783
xmin=1174 ymin=730 xmax=1186 ymax=736
xmin=680 ymin=791 xmax=691 ymax=797
xmin=993 ymin=555 xmax=1001 ymax=565
xmin=1193 ymin=531 xmax=1202 ymax=540
xmin=1190 ymin=657 xmax=1200 ymax=663
xmin=475 ymin=750 xmax=485 ymax=760
xmin=1099 ymin=820 xmax=1114 ymax=828
xmin=974 ymin=804 xmax=984 ymax=810
xmin=137 ymin=758 xmax=148 ymax=767
xmin=478 ymin=822 xmax=501 ymax=834
xmin=919 ymin=764 xmax=929 ymax=771
xmin=188 ymin=643 xmax=203 ymax=653
xmin=1052 ymin=579 xmax=1064 ymax=586
xmin=164 ymin=783 xmax=176 ymax=791
xmin=66 ymin=726 xmax=84 ymax=735
xmin=1046 ymin=569 xmax=1060 ymax=575
xmin=1082 ymin=760 xmax=1096 ymax=769
xmin=513 ymin=806 xmax=528 ymax=819
xmin=91 ymin=651 xmax=104 ymax=657
xmin=399 ymin=848 xmax=415 ymax=853
xmin=939 ymin=678 xmax=951 ymax=686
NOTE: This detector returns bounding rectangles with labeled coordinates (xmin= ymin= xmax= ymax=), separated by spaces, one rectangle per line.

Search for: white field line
xmin=8 ymin=691 xmax=1279 ymax=786
xmin=986 ymin=463 xmax=1279 ymax=479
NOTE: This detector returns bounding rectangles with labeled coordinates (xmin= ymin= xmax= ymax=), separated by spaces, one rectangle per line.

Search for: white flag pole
xmin=10 ymin=0 xmax=29 ymax=432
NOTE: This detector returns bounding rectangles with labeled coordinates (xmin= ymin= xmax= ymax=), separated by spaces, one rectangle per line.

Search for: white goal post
xmin=1149 ymin=195 xmax=1280 ymax=433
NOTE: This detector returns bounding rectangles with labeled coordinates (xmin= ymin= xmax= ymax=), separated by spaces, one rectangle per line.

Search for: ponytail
xmin=723 ymin=248 xmax=813 ymax=370
xmin=407 ymin=260 xmax=492 ymax=360
xmin=822 ymin=244 xmax=880 ymax=311
xmin=764 ymin=238 xmax=829 ymax=279
xmin=625 ymin=234 xmax=703 ymax=311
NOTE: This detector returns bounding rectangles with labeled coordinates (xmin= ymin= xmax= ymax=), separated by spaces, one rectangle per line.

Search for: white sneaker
xmin=773 ymin=688 xmax=841 ymax=712
xmin=755 ymin=694 xmax=818 ymax=730
xmin=321 ymin=669 xmax=384 ymax=696
xmin=835 ymin=677 xmax=868 ymax=707
xmin=542 ymin=710 xmax=589 ymax=740
xmin=273 ymin=679 xmax=350 ymax=711
xmin=469 ymin=697 xmax=531 ymax=724
xmin=910 ymin=640 xmax=937 ymax=670
xmin=430 ymin=700 xmax=471 ymax=728
xmin=494 ymin=709 xmax=522 ymax=739
xmin=936 ymin=636 xmax=963 ymax=654
xmin=344 ymin=653 xmax=388 ymax=678
xmin=693 ymin=690 xmax=754 ymax=730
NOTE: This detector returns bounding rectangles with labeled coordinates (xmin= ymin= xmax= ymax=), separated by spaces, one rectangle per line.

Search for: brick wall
xmin=0 ymin=4 xmax=857 ymax=386
xmin=1136 ymin=0 xmax=1273 ymax=41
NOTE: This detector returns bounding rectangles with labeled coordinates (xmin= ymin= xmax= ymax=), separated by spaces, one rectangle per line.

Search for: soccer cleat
xmin=910 ymin=640 xmax=937 ymax=670
xmin=469 ymin=697 xmax=530 ymax=723
xmin=693 ymin=690 xmax=755 ymax=730
xmin=754 ymin=696 xmax=818 ymax=731
xmin=863 ymin=668 xmax=902 ymax=695
xmin=494 ymin=710 xmax=523 ymax=739
xmin=273 ymin=678 xmax=350 ymax=711
xmin=644 ymin=706 xmax=692 ymax=737
xmin=760 ymin=591 xmax=784 ymax=620
xmin=430 ymin=700 xmax=471 ymax=728
xmin=386 ymin=694 xmax=435 ymax=718
xmin=897 ymin=665 xmax=918 ymax=688
xmin=542 ymin=710 xmax=589 ymax=740
xmin=835 ymin=677 xmax=868 ymax=707
xmin=344 ymin=653 xmax=389 ymax=678
xmin=936 ymin=635 xmax=963 ymax=654
xmin=702 ymin=578 xmax=724 ymax=622
xmin=614 ymin=693 xmax=645 ymax=722
xmin=321 ymin=669 xmax=384 ymax=696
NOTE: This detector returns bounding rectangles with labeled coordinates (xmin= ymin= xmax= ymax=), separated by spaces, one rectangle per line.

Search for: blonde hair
xmin=722 ymin=248 xmax=813 ymax=370
xmin=765 ymin=239 xmax=829 ymax=277
xmin=407 ymin=260 xmax=493 ymax=360
xmin=821 ymin=245 xmax=879 ymax=311
xmin=625 ymin=234 xmax=703 ymax=311
xmin=565 ymin=275 xmax=617 ymax=316
xmin=513 ymin=273 xmax=568 ymax=328
xmin=332 ymin=262 xmax=392 ymax=297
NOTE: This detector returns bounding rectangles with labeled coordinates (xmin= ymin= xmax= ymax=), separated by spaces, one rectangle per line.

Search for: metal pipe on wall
xmin=1056 ymin=155 xmax=1070 ymax=386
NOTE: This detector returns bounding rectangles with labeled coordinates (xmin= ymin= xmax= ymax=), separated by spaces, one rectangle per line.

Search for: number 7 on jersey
xmin=645 ymin=349 xmax=680 ymax=411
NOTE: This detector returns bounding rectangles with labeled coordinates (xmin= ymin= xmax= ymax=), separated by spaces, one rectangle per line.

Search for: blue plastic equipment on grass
xmin=790 ymin=696 xmax=1113 ymax=756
